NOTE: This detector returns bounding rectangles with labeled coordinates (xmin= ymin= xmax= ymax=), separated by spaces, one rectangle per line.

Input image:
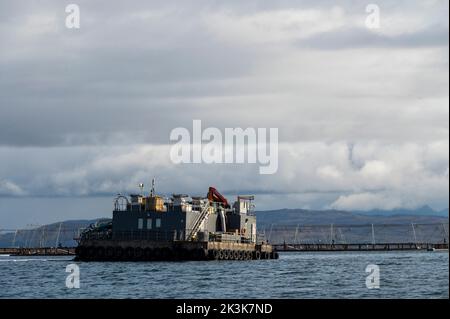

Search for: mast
xmin=151 ymin=178 xmax=155 ymax=197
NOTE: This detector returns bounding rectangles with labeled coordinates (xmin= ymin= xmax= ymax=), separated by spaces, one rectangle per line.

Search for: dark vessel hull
xmin=75 ymin=240 xmax=278 ymax=261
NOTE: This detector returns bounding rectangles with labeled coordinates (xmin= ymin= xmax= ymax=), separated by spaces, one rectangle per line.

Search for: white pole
xmin=268 ymin=224 xmax=273 ymax=243
xmin=28 ymin=226 xmax=36 ymax=248
xmin=40 ymin=226 xmax=46 ymax=248
xmin=24 ymin=228 xmax=29 ymax=248
xmin=411 ymin=223 xmax=418 ymax=246
xmin=371 ymin=224 xmax=375 ymax=245
xmin=442 ymin=223 xmax=448 ymax=237
xmin=12 ymin=229 xmax=19 ymax=248
xmin=338 ymin=228 xmax=346 ymax=244
xmin=294 ymin=224 xmax=299 ymax=245
xmin=55 ymin=222 xmax=63 ymax=248
xmin=330 ymin=224 xmax=334 ymax=245
xmin=29 ymin=229 xmax=35 ymax=248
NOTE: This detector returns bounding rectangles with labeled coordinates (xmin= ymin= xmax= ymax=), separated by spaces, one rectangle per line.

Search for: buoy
xmin=96 ymin=246 xmax=105 ymax=259
xmin=106 ymin=246 xmax=114 ymax=259
xmin=125 ymin=247 xmax=134 ymax=260
xmin=245 ymin=251 xmax=252 ymax=260
xmin=87 ymin=246 xmax=96 ymax=260
xmin=144 ymin=247 xmax=153 ymax=260
xmin=153 ymin=248 xmax=162 ymax=260
xmin=134 ymin=247 xmax=143 ymax=260
xmin=218 ymin=249 xmax=224 ymax=260
xmin=114 ymin=247 xmax=123 ymax=260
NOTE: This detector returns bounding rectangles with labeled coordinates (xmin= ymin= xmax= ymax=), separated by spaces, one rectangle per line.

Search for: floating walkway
xmin=272 ymin=242 xmax=449 ymax=252
xmin=1 ymin=242 xmax=448 ymax=256
xmin=0 ymin=247 xmax=75 ymax=256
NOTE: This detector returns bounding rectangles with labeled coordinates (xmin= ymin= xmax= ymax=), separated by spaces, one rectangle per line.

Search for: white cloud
xmin=0 ymin=140 xmax=447 ymax=210
xmin=330 ymin=192 xmax=405 ymax=211
xmin=317 ymin=165 xmax=343 ymax=179
xmin=203 ymin=7 xmax=347 ymax=45
xmin=0 ymin=179 xmax=25 ymax=196
xmin=359 ymin=160 xmax=391 ymax=180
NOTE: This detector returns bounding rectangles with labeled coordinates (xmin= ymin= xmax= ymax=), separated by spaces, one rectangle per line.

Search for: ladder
xmin=187 ymin=202 xmax=210 ymax=241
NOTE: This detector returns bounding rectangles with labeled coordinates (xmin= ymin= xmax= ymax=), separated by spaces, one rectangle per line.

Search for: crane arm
xmin=207 ymin=187 xmax=229 ymax=208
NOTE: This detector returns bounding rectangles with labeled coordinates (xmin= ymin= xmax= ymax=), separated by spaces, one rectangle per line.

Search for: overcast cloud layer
xmin=0 ymin=0 xmax=448 ymax=227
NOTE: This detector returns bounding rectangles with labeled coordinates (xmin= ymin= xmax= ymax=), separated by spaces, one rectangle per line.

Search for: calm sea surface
xmin=0 ymin=251 xmax=448 ymax=298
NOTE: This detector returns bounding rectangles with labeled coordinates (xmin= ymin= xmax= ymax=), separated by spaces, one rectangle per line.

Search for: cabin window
xmin=156 ymin=218 xmax=161 ymax=228
xmin=138 ymin=218 xmax=143 ymax=229
xmin=147 ymin=218 xmax=152 ymax=230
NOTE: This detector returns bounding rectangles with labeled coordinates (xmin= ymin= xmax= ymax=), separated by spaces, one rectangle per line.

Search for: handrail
xmin=186 ymin=202 xmax=211 ymax=241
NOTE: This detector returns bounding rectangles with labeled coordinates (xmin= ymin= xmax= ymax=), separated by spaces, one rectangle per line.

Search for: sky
xmin=0 ymin=0 xmax=448 ymax=228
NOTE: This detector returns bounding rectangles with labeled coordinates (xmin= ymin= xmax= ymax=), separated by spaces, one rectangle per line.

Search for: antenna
xmin=151 ymin=178 xmax=155 ymax=197
xmin=139 ymin=183 xmax=144 ymax=195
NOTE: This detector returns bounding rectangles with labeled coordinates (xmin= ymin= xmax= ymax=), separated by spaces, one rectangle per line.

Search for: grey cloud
xmin=1 ymin=1 xmax=448 ymax=147
xmin=298 ymin=25 xmax=449 ymax=50
xmin=0 ymin=0 xmax=448 ymax=225
xmin=0 ymin=141 xmax=447 ymax=203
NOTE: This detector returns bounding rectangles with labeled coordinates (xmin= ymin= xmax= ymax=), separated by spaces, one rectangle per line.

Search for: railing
xmin=80 ymin=230 xmax=112 ymax=241
xmin=186 ymin=203 xmax=211 ymax=241
xmin=0 ymin=247 xmax=76 ymax=256
xmin=256 ymin=233 xmax=267 ymax=245
xmin=273 ymin=242 xmax=449 ymax=252
xmin=83 ymin=229 xmax=197 ymax=242
xmin=260 ymin=223 xmax=449 ymax=245
xmin=80 ymin=229 xmax=258 ymax=244
xmin=113 ymin=230 xmax=176 ymax=242
xmin=209 ymin=232 xmax=239 ymax=243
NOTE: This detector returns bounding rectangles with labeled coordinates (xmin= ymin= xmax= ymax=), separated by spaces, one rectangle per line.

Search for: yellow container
xmin=145 ymin=196 xmax=165 ymax=212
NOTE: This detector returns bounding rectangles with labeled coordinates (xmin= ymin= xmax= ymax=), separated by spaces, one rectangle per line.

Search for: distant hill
xmin=352 ymin=205 xmax=449 ymax=218
xmin=255 ymin=209 xmax=448 ymax=244
xmin=255 ymin=208 xmax=449 ymax=228
xmin=0 ymin=208 xmax=448 ymax=247
xmin=0 ymin=219 xmax=101 ymax=248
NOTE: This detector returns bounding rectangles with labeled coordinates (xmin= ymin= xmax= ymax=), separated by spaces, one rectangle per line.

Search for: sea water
xmin=0 ymin=251 xmax=447 ymax=298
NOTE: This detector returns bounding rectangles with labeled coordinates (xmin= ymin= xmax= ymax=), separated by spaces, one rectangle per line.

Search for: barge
xmin=75 ymin=181 xmax=278 ymax=261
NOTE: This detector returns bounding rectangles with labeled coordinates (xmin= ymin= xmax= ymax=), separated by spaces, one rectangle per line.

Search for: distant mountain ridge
xmin=255 ymin=208 xmax=448 ymax=227
xmin=0 ymin=207 xmax=448 ymax=247
xmin=352 ymin=205 xmax=449 ymax=217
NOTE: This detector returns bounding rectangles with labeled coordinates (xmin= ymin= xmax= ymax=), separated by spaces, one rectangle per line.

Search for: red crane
xmin=207 ymin=187 xmax=230 ymax=208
